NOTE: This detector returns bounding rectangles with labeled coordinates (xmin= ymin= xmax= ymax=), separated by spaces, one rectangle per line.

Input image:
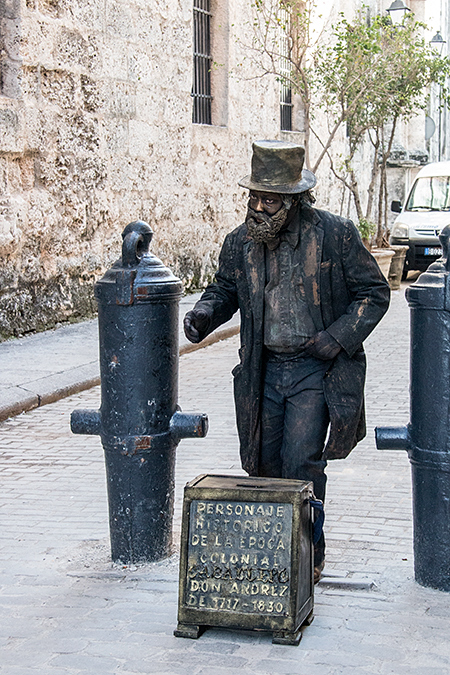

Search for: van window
xmin=406 ymin=176 xmax=450 ymax=211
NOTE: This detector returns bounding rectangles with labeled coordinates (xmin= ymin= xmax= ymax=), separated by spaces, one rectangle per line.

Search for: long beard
xmin=245 ymin=198 xmax=293 ymax=244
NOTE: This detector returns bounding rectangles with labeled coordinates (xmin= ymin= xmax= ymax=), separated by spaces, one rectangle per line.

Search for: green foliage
xmin=241 ymin=1 xmax=450 ymax=244
xmin=315 ymin=11 xmax=450 ymax=151
xmin=357 ymin=217 xmax=376 ymax=242
xmin=242 ymin=2 xmax=450 ymax=176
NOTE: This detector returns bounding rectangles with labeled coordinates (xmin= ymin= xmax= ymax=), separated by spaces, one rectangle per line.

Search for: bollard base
xmin=104 ymin=434 xmax=176 ymax=564
xmin=415 ymin=574 xmax=450 ymax=593
xmin=411 ymin=457 xmax=450 ymax=593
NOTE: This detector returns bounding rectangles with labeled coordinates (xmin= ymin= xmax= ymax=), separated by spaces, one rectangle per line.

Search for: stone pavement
xmin=1 ymin=282 xmax=450 ymax=675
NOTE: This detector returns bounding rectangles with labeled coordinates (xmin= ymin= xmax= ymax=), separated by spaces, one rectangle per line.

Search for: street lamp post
xmin=386 ymin=0 xmax=412 ymax=25
xmin=430 ymin=31 xmax=446 ymax=53
xmin=430 ymin=32 xmax=447 ymax=161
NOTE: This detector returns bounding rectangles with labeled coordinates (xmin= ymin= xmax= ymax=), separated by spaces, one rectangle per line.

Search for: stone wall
xmin=0 ymin=0 xmax=279 ymax=338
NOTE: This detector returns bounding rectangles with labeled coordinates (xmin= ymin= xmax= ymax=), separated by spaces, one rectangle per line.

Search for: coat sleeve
xmin=325 ymin=219 xmax=390 ymax=357
xmin=190 ymin=230 xmax=240 ymax=338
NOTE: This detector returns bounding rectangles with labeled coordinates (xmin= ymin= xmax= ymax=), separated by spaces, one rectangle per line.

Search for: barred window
xmin=279 ymin=7 xmax=293 ymax=131
xmin=280 ymin=85 xmax=293 ymax=132
xmin=192 ymin=0 xmax=212 ymax=125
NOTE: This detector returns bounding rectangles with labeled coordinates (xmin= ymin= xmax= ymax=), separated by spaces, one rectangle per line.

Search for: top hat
xmin=238 ymin=140 xmax=316 ymax=194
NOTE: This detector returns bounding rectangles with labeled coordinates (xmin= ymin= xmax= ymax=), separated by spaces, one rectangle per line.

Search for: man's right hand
xmin=183 ymin=308 xmax=210 ymax=344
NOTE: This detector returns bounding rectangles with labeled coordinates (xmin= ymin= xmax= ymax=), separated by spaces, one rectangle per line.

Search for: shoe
xmin=314 ymin=560 xmax=325 ymax=584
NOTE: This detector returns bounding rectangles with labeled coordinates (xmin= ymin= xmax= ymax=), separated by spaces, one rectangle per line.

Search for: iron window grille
xmin=279 ymin=7 xmax=293 ymax=131
xmin=192 ymin=0 xmax=212 ymax=125
xmin=280 ymin=85 xmax=293 ymax=131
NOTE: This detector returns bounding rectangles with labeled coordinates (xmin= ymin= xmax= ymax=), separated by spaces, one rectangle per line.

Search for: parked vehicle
xmin=390 ymin=161 xmax=450 ymax=278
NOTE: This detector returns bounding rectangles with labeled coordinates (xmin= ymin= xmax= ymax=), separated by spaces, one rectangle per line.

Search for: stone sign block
xmin=175 ymin=474 xmax=315 ymax=645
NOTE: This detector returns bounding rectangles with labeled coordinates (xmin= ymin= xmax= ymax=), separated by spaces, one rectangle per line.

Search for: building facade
xmin=0 ymin=0 xmax=446 ymax=337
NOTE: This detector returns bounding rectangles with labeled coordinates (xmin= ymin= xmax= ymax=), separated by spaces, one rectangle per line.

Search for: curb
xmin=0 ymin=324 xmax=240 ymax=423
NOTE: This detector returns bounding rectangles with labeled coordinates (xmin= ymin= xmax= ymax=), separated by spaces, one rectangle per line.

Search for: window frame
xmin=192 ymin=0 xmax=213 ymax=125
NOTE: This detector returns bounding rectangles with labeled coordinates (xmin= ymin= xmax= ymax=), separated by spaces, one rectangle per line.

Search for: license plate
xmin=424 ymin=247 xmax=442 ymax=256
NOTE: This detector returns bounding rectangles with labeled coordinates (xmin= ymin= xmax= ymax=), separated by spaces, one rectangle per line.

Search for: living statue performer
xmin=184 ymin=140 xmax=390 ymax=582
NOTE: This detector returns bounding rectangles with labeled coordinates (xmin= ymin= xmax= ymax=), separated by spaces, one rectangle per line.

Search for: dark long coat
xmin=193 ymin=203 xmax=390 ymax=476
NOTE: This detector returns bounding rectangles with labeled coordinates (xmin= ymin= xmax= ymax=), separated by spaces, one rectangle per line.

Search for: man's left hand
xmin=304 ymin=331 xmax=342 ymax=360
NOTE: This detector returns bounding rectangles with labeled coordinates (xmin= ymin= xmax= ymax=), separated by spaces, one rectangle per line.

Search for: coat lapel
xmin=299 ymin=206 xmax=325 ymax=332
xmin=243 ymin=239 xmax=265 ymax=333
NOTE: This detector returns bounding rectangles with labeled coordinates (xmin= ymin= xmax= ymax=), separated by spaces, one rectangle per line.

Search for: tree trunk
xmin=376 ymin=174 xmax=385 ymax=248
xmin=303 ymin=97 xmax=311 ymax=169
xmin=384 ymin=167 xmax=389 ymax=240
xmin=365 ymin=133 xmax=380 ymax=222
xmin=376 ymin=118 xmax=398 ymax=248
xmin=349 ymin=167 xmax=364 ymax=222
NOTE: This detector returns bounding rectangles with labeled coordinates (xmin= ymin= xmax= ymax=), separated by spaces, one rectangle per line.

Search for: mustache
xmin=245 ymin=205 xmax=289 ymax=243
xmin=246 ymin=206 xmax=275 ymax=226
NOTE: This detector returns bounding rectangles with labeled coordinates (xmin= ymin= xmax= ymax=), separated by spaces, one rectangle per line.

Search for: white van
xmin=390 ymin=161 xmax=450 ymax=278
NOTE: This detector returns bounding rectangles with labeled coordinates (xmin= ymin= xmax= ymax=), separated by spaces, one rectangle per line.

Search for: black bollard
xmin=71 ymin=221 xmax=208 ymax=563
xmin=375 ymin=224 xmax=450 ymax=591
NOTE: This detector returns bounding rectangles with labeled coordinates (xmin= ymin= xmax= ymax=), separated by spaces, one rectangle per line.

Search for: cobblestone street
xmin=1 ymin=286 xmax=450 ymax=674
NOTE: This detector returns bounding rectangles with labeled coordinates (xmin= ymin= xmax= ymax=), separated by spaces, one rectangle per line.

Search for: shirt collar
xmin=280 ymin=218 xmax=300 ymax=248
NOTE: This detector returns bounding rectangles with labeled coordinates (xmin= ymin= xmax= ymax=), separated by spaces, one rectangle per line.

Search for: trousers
xmin=259 ymin=353 xmax=330 ymax=566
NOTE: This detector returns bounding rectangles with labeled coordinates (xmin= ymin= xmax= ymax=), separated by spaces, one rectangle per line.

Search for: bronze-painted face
xmin=248 ymin=191 xmax=283 ymax=218
xmin=245 ymin=191 xmax=293 ymax=244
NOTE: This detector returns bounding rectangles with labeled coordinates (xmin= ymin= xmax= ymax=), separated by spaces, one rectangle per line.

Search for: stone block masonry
xmin=0 ymin=0 xmax=281 ymax=338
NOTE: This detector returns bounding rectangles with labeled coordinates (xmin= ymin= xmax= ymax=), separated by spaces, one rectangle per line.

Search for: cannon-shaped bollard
xmin=375 ymin=225 xmax=450 ymax=591
xmin=71 ymin=221 xmax=208 ymax=563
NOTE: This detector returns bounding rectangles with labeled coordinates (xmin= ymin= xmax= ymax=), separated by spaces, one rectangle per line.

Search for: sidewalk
xmin=1 ymin=282 xmax=450 ymax=674
xmin=0 ymin=293 xmax=239 ymax=422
